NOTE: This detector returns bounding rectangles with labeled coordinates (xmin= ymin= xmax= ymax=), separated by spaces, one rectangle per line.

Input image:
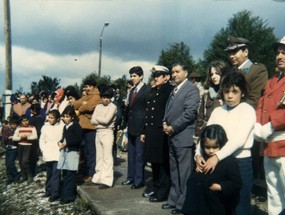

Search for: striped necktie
xmin=130 ymin=88 xmax=137 ymax=105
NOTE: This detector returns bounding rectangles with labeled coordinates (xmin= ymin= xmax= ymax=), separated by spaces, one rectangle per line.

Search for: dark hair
xmin=61 ymin=106 xmax=79 ymax=122
xmin=200 ymin=124 xmax=228 ymax=155
xmin=204 ymin=60 xmax=229 ymax=89
xmin=100 ymin=88 xmax=114 ymax=98
xmin=30 ymin=104 xmax=41 ymax=115
xmin=171 ymin=63 xmax=188 ymax=72
xmin=129 ymin=66 xmax=144 ymax=76
xmin=221 ymin=71 xmax=247 ymax=100
xmin=48 ymin=109 xmax=61 ymax=121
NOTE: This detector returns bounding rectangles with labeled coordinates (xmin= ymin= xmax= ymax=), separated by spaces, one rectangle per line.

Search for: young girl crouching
xmin=182 ymin=124 xmax=242 ymax=215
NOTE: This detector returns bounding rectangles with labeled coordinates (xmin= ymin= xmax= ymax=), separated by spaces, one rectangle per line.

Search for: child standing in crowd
xmin=58 ymin=106 xmax=82 ymax=204
xmin=29 ymin=104 xmax=45 ymax=176
xmin=183 ymin=124 xmax=242 ymax=215
xmin=12 ymin=116 xmax=37 ymax=184
xmin=39 ymin=109 xmax=64 ymax=202
xmin=90 ymin=88 xmax=117 ymax=189
xmin=2 ymin=118 xmax=20 ymax=184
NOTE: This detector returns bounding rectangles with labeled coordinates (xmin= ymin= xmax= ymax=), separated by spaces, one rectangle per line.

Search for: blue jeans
xmin=5 ymin=147 xmax=20 ymax=182
xmin=45 ymin=161 xmax=60 ymax=197
xmin=235 ymin=157 xmax=252 ymax=215
xmin=83 ymin=130 xmax=96 ymax=177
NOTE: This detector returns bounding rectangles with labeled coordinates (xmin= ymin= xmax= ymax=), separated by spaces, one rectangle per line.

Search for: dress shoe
xmin=131 ymin=183 xmax=144 ymax=189
xmin=142 ymin=191 xmax=155 ymax=198
xmin=149 ymin=196 xmax=167 ymax=202
xmin=84 ymin=181 xmax=100 ymax=186
xmin=98 ymin=184 xmax=111 ymax=189
xmin=83 ymin=176 xmax=92 ymax=182
xmin=42 ymin=194 xmax=50 ymax=198
xmin=48 ymin=196 xmax=59 ymax=202
xmin=60 ymin=198 xmax=75 ymax=205
xmin=161 ymin=203 xmax=175 ymax=209
xmin=171 ymin=209 xmax=183 ymax=214
xmin=121 ymin=180 xmax=133 ymax=185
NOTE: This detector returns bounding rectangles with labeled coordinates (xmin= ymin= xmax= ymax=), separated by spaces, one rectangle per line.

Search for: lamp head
xmin=104 ymin=22 xmax=109 ymax=27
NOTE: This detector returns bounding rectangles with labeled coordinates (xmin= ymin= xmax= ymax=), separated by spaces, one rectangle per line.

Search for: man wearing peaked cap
xmin=225 ymin=36 xmax=268 ymax=215
xmin=151 ymin=66 xmax=170 ymax=78
xmin=141 ymin=65 xmax=173 ymax=202
xmin=225 ymin=35 xmax=268 ymax=109
xmin=225 ymin=36 xmax=250 ymax=51
xmin=255 ymin=35 xmax=285 ymax=215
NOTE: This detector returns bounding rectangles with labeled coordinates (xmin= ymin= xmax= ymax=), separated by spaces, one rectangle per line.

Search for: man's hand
xmin=209 ymin=183 xmax=222 ymax=191
xmin=195 ymin=155 xmax=206 ymax=173
xmin=203 ymin=154 xmax=219 ymax=174
xmin=140 ymin=134 xmax=145 ymax=143
xmin=163 ymin=124 xmax=174 ymax=136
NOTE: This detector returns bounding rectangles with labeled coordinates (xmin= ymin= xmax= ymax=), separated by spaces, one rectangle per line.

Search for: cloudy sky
xmin=0 ymin=0 xmax=284 ymax=94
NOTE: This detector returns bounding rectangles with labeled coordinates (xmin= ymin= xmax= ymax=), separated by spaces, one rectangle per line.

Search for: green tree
xmin=157 ymin=42 xmax=195 ymax=72
xmin=80 ymin=73 xmax=111 ymax=90
xmin=203 ymin=10 xmax=278 ymax=77
xmin=30 ymin=75 xmax=61 ymax=96
xmin=113 ymin=75 xmax=128 ymax=98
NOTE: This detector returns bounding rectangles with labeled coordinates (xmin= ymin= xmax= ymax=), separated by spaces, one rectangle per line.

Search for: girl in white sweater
xmin=39 ymin=109 xmax=64 ymax=202
xmin=195 ymin=72 xmax=256 ymax=215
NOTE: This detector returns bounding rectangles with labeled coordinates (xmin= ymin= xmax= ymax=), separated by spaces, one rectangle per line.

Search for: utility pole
xmin=4 ymin=0 xmax=12 ymax=119
xmin=98 ymin=22 xmax=109 ymax=77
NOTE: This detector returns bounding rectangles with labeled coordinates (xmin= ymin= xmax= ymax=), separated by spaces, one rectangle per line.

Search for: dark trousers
xmin=30 ymin=141 xmax=39 ymax=176
xmin=235 ymin=157 xmax=252 ymax=215
xmin=112 ymin=129 xmax=118 ymax=165
xmin=45 ymin=161 xmax=60 ymax=197
xmin=18 ymin=144 xmax=32 ymax=179
xmin=83 ymin=130 xmax=96 ymax=177
xmin=61 ymin=170 xmax=77 ymax=201
xmin=5 ymin=147 xmax=20 ymax=182
xmin=127 ymin=134 xmax=144 ymax=185
xmin=152 ymin=162 xmax=170 ymax=199
xmin=167 ymin=144 xmax=194 ymax=210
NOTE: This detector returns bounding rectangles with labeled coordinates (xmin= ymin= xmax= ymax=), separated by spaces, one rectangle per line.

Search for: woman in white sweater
xmin=195 ymin=72 xmax=256 ymax=215
xmin=39 ymin=109 xmax=64 ymax=202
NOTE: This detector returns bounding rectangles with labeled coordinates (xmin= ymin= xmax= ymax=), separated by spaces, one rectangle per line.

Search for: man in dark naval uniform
xmin=141 ymin=65 xmax=173 ymax=202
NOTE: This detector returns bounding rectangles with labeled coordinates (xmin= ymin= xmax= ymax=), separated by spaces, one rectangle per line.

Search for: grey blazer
xmin=164 ymin=80 xmax=200 ymax=147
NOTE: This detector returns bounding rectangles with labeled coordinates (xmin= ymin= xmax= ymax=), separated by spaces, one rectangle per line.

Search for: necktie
xmin=130 ymin=88 xmax=137 ymax=105
xmin=278 ymin=72 xmax=284 ymax=81
xmin=171 ymin=87 xmax=178 ymax=100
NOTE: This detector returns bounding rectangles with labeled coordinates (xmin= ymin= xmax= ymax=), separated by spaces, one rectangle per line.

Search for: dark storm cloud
xmin=0 ymin=0 xmax=285 ymax=94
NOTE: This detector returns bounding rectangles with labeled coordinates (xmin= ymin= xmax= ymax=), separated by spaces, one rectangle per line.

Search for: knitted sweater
xmin=12 ymin=125 xmax=37 ymax=146
xmin=91 ymin=102 xmax=117 ymax=130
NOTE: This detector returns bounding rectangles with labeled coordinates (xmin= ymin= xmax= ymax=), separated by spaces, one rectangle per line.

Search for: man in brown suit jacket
xmin=73 ymin=79 xmax=101 ymax=182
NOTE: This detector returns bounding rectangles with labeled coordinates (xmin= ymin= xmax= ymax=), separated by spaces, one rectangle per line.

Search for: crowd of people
xmin=0 ymin=35 xmax=285 ymax=215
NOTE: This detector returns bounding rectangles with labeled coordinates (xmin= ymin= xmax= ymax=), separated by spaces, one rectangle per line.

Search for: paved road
xmin=77 ymin=151 xmax=268 ymax=215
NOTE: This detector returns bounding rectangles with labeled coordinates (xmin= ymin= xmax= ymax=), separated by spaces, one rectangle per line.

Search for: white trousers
xmin=264 ymin=156 xmax=285 ymax=215
xmin=92 ymin=129 xmax=114 ymax=187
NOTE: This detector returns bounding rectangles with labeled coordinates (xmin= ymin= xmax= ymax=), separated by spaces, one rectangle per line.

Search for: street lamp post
xmin=98 ymin=22 xmax=109 ymax=77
